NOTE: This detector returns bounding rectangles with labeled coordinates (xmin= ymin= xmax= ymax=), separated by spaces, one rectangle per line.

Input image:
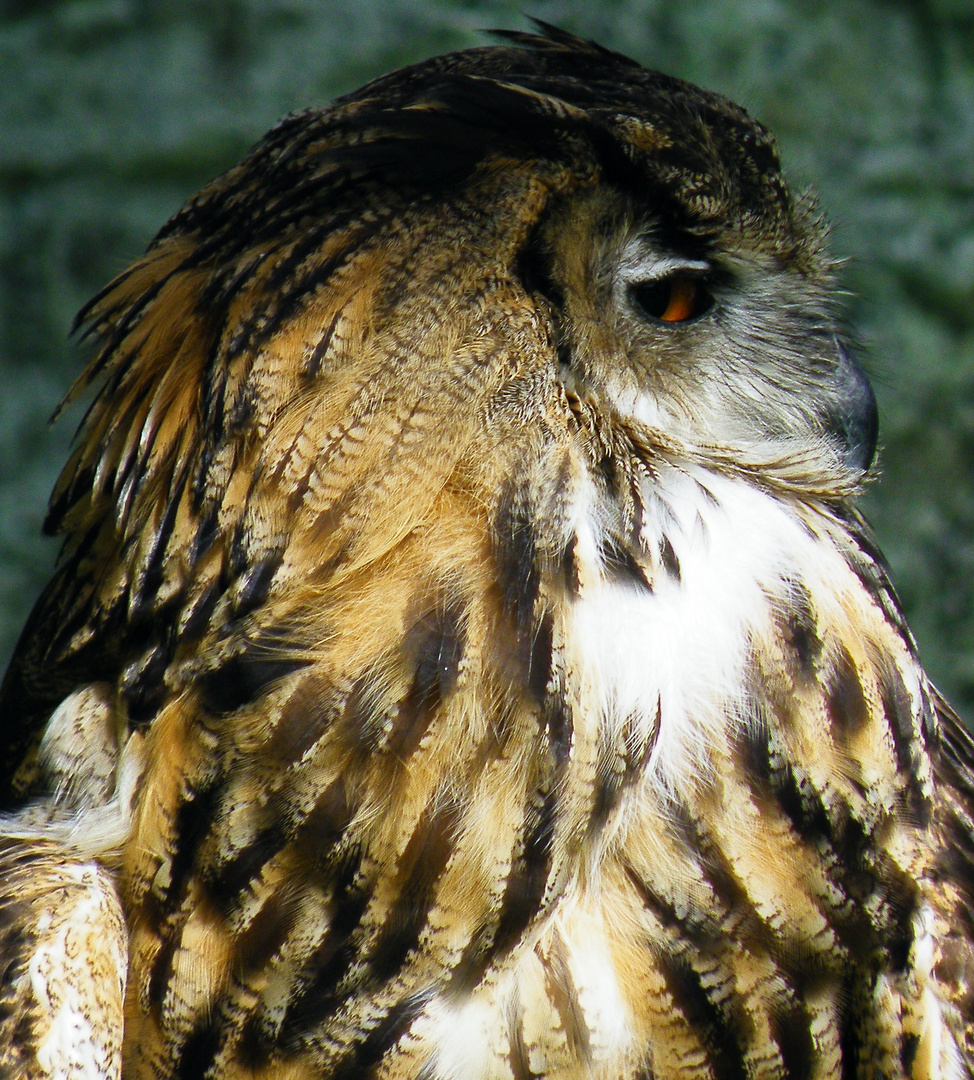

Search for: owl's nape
xmin=0 ymin=23 xmax=971 ymax=1080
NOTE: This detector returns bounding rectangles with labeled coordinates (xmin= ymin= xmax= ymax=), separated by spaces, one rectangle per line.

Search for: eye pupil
xmin=630 ymin=274 xmax=712 ymax=324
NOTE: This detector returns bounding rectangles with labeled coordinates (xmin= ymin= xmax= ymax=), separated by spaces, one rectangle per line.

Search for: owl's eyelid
xmin=619 ymin=255 xmax=712 ymax=285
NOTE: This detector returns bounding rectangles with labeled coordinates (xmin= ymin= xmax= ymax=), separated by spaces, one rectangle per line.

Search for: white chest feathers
xmin=565 ymin=465 xmax=852 ymax=798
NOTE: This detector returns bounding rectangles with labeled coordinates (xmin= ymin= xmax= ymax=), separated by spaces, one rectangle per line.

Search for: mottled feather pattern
xmin=1 ymin=24 xmax=972 ymax=1080
xmin=0 ymin=841 xmax=127 ymax=1080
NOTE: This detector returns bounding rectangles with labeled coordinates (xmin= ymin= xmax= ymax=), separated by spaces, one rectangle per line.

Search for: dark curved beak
xmin=828 ymin=335 xmax=878 ymax=473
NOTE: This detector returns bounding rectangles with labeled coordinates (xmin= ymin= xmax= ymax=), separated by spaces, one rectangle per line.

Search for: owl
xmin=0 ymin=22 xmax=972 ymax=1080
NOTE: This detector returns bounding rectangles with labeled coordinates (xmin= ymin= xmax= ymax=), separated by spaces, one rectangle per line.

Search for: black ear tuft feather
xmin=488 ymin=19 xmax=640 ymax=67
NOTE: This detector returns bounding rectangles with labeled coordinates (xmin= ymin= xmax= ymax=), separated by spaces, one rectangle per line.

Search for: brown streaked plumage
xmin=1 ymin=23 xmax=972 ymax=1080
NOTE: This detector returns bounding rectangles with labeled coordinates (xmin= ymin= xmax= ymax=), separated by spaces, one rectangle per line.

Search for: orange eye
xmin=630 ymin=274 xmax=713 ymax=324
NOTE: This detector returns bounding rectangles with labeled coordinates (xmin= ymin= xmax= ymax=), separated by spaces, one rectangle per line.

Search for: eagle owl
xmin=1 ymin=24 xmax=972 ymax=1080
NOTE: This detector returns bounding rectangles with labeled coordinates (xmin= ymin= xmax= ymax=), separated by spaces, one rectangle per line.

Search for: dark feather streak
xmin=368 ymin=797 xmax=462 ymax=981
xmin=825 ymin=647 xmax=869 ymax=739
xmin=198 ymin=648 xmax=309 ymax=716
xmin=656 ymin=950 xmax=748 ymax=1080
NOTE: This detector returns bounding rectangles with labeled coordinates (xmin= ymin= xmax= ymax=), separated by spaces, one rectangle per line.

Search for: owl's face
xmin=518 ymin=184 xmax=878 ymax=480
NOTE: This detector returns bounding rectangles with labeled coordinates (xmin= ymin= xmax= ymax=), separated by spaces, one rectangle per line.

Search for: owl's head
xmin=417 ymin=24 xmax=877 ymax=484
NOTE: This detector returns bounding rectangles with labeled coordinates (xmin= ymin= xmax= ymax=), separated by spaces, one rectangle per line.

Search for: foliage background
xmin=1 ymin=0 xmax=972 ymax=715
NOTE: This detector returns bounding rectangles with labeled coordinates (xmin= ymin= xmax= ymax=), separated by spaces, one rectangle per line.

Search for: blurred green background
xmin=1 ymin=0 xmax=972 ymax=716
